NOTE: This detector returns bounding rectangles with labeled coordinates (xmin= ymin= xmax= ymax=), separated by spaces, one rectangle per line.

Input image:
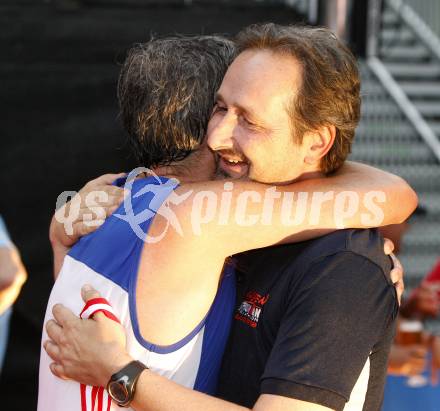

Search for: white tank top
xmin=38 ymin=175 xmax=236 ymax=411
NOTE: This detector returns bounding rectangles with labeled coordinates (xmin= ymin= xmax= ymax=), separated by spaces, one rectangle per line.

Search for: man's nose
xmin=207 ymin=113 xmax=237 ymax=151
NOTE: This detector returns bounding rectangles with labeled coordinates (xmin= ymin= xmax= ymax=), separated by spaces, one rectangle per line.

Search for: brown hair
xmin=235 ymin=23 xmax=361 ymax=174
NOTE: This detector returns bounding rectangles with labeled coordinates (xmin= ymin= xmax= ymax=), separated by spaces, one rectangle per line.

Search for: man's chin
xmin=217 ymin=159 xmax=250 ymax=179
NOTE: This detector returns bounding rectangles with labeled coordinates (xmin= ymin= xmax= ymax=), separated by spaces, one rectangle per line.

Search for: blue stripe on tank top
xmin=193 ymin=265 xmax=236 ymax=395
xmin=68 ymin=173 xmax=236 ymax=370
xmin=68 ymin=176 xmax=173 ymax=291
xmin=128 ymin=264 xmax=236 ymax=356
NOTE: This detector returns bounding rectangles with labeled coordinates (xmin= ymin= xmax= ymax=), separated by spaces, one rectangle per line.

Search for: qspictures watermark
xmin=55 ymin=167 xmax=386 ymax=243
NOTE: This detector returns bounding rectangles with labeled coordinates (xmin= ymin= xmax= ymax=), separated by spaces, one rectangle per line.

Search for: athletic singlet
xmin=38 ymin=175 xmax=236 ymax=411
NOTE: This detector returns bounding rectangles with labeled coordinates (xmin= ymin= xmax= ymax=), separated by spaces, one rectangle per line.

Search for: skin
xmin=45 ymin=286 xmax=334 ymax=411
xmin=207 ymin=49 xmax=334 ymax=184
xmin=378 ymin=221 xmax=410 ymax=255
xmin=45 ymin=49 xmax=416 ymax=409
xmin=49 ymin=173 xmax=127 ymax=277
xmin=0 ymin=246 xmax=27 ymax=315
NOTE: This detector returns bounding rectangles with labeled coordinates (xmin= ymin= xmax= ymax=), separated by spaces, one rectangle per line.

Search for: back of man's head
xmin=118 ymin=35 xmax=236 ymax=168
xmin=235 ymin=23 xmax=361 ymax=174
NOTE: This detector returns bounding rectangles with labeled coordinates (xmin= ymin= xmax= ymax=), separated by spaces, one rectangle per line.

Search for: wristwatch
xmin=106 ymin=360 xmax=147 ymax=407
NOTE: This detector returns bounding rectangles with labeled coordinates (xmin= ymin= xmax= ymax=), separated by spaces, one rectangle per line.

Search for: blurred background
xmin=0 ymin=0 xmax=439 ymax=409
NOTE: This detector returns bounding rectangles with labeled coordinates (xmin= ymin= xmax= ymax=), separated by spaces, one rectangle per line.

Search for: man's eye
xmin=242 ymin=116 xmax=257 ymax=128
xmin=213 ymin=104 xmax=227 ymax=114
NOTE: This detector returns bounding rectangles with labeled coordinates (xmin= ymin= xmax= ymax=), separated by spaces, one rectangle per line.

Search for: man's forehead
xmin=229 ymin=50 xmax=300 ymax=82
xmin=218 ymin=50 xmax=300 ymax=103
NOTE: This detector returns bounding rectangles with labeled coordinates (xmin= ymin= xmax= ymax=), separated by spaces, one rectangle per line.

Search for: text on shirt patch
xmin=235 ymin=291 xmax=270 ymax=328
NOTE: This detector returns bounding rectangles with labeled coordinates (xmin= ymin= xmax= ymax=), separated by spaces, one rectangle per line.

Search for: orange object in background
xmin=396 ymin=320 xmax=424 ymax=346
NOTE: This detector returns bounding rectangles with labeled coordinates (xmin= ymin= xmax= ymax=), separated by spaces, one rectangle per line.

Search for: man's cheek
xmin=206 ymin=116 xmax=221 ymax=146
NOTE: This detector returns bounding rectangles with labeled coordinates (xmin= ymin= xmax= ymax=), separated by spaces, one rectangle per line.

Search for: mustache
xmin=215 ymin=149 xmax=248 ymax=163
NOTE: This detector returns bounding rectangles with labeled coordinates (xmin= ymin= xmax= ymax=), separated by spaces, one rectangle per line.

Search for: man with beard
xmin=44 ymin=25 xmax=414 ymax=411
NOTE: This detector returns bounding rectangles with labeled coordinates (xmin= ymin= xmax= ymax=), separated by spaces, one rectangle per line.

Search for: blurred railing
xmin=403 ymin=0 xmax=440 ymax=40
xmin=366 ymin=0 xmax=440 ymax=162
xmin=367 ymin=57 xmax=440 ymax=162
xmin=387 ymin=0 xmax=440 ymax=63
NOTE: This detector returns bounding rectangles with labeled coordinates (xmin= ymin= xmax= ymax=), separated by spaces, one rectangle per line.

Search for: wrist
xmin=106 ymin=359 xmax=147 ymax=407
xmin=104 ymin=352 xmax=134 ymax=387
xmin=49 ymin=215 xmax=76 ymax=249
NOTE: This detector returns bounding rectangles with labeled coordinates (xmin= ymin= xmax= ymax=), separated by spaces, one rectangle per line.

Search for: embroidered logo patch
xmin=235 ymin=291 xmax=269 ymax=328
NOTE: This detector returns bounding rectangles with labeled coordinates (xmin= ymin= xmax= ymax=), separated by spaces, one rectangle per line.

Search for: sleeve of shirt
xmin=260 ymin=252 xmax=397 ymax=411
xmin=0 ymin=215 xmax=12 ymax=248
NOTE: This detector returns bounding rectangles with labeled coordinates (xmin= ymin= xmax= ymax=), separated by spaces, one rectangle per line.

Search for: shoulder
xmin=281 ymin=230 xmax=397 ymax=328
xmin=289 ymin=229 xmax=392 ymax=284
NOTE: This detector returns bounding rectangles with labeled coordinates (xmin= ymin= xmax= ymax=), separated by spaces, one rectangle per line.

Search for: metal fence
xmin=403 ymin=0 xmax=440 ymax=39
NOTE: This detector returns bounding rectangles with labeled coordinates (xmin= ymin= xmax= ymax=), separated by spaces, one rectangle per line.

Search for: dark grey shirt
xmin=217 ymin=229 xmax=398 ymax=411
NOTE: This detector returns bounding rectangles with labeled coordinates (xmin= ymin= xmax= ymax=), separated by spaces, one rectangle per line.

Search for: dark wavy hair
xmin=117 ymin=35 xmax=237 ymax=168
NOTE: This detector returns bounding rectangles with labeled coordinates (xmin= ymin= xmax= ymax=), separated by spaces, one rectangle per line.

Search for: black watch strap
xmin=106 ymin=360 xmax=147 ymax=407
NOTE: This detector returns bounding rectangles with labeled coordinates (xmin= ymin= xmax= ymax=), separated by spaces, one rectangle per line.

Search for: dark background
xmin=0 ymin=1 xmax=304 ymax=409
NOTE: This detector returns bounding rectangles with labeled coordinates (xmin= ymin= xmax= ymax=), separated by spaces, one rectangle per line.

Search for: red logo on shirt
xmin=235 ymin=291 xmax=270 ymax=328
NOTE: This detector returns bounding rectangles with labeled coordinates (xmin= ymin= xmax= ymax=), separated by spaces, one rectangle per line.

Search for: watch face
xmin=108 ymin=381 xmax=129 ymax=403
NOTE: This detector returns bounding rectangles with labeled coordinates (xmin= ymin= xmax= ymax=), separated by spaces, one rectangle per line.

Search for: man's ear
xmin=303 ymin=125 xmax=336 ymax=165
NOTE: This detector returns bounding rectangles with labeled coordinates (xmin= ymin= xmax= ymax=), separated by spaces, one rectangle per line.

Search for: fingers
xmin=389 ymin=253 xmax=404 ymax=305
xmin=394 ymin=279 xmax=404 ymax=307
xmin=390 ymin=267 xmax=400 ymax=284
xmin=89 ymin=173 xmax=127 ymax=187
xmin=385 ymin=245 xmax=404 ymax=306
xmin=71 ymin=220 xmax=105 ymax=239
xmin=46 ymin=319 xmax=64 ymax=344
xmin=389 ymin=253 xmax=403 ymax=274
xmin=81 ymin=284 xmax=102 ymax=303
xmin=383 ymin=238 xmax=395 ymax=255
xmin=69 ymin=192 xmax=122 ymax=238
xmin=44 ymin=340 xmax=72 ymax=380
xmin=55 ymin=174 xmax=128 ymax=244
xmin=67 ymin=188 xmax=125 ymax=240
xmin=83 ymin=184 xmax=124 ymax=196
xmin=78 ymin=188 xmax=126 ymax=211
xmin=50 ymin=362 xmax=68 ymax=380
xmin=81 ymin=195 xmax=123 ymax=217
xmin=52 ymin=304 xmax=79 ymax=328
xmin=80 ymin=285 xmax=109 ymax=322
xmin=44 ymin=339 xmax=61 ymax=362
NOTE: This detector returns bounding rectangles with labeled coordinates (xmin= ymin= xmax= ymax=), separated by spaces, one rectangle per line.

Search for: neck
xmin=151 ymin=164 xmax=191 ymax=183
xmin=296 ymin=170 xmax=325 ymax=182
xmin=273 ymin=169 xmax=325 ymax=186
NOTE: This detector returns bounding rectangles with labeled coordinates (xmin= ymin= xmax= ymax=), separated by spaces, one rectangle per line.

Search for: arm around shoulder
xmin=335 ymin=161 xmax=418 ymax=225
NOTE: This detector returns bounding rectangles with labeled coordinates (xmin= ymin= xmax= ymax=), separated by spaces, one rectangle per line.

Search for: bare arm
xmin=45 ymin=293 xmax=333 ymax=411
xmin=145 ymin=161 xmax=416 ymax=289
xmin=130 ymin=371 xmax=332 ymax=411
xmin=127 ymin=162 xmax=411 ymax=344
xmin=49 ymin=163 xmax=415 ymax=278
xmin=169 ymin=160 xmax=416 ymax=255
xmin=49 ymin=173 xmax=126 ymax=278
